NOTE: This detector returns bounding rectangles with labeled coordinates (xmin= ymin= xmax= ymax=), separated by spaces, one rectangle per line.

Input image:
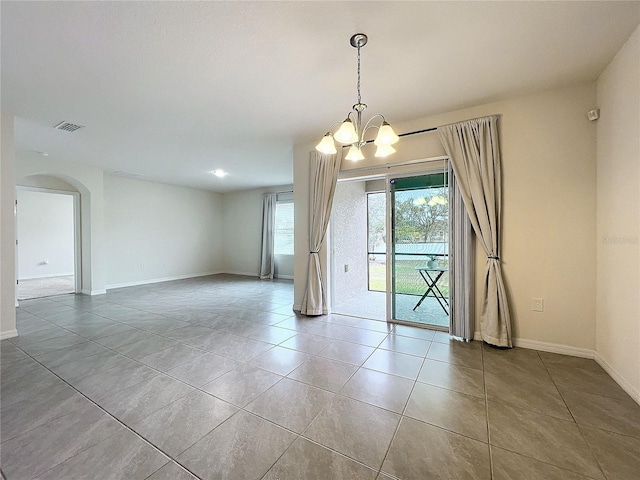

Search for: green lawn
xmin=369 ymin=259 xmax=449 ymax=296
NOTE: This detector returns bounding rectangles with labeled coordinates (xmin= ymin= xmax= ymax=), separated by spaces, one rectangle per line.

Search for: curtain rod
xmin=341 ymin=126 xmax=438 ymax=149
xmin=339 ymin=155 xmax=448 ymax=176
xmin=398 ymin=126 xmax=438 ymax=138
xmin=276 ymin=190 xmax=293 ymax=194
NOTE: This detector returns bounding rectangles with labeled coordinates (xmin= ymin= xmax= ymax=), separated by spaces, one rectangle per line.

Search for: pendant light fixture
xmin=316 ymin=33 xmax=399 ymax=161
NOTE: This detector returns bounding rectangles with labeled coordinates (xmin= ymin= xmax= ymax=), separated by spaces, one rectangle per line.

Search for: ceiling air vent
xmin=54 ymin=121 xmax=84 ymax=132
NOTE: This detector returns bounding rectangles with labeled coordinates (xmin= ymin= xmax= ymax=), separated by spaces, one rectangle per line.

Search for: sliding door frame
xmin=329 ymin=157 xmax=449 ymax=321
xmin=385 ymin=165 xmax=450 ymax=331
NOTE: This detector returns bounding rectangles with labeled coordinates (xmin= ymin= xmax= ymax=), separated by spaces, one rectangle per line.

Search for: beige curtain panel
xmin=438 ymin=115 xmax=513 ymax=347
xmin=259 ymin=193 xmax=276 ymax=279
xmin=300 ymin=150 xmax=342 ymax=315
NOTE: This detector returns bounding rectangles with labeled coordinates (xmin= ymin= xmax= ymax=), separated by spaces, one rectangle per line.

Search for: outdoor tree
xmin=395 ymin=187 xmax=448 ymax=243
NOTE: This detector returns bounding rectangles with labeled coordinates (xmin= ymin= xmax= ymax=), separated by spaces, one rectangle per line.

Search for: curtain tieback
xmin=310 ymin=251 xmax=320 ymax=254
xmin=487 ymin=255 xmax=500 ymax=260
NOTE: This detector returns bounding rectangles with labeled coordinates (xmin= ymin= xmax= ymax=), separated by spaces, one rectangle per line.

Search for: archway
xmin=16 ymin=173 xmax=93 ymax=300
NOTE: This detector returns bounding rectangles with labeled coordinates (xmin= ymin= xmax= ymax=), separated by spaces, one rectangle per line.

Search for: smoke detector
xmin=54 ymin=121 xmax=84 ymax=132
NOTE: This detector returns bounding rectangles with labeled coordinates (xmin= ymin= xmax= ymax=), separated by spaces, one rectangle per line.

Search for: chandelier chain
xmin=357 ymin=44 xmax=361 ymax=105
xmin=316 ymin=33 xmax=398 ymax=160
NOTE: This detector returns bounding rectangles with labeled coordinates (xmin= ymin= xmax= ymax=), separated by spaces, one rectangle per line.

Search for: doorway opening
xmin=330 ymin=179 xmax=386 ymax=319
xmin=330 ymin=164 xmax=451 ymax=330
xmin=16 ymin=187 xmax=80 ymax=300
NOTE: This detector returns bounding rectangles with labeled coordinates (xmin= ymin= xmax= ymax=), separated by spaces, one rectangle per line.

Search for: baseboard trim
xmin=223 ymin=271 xmax=258 ymax=278
xmin=0 ymin=329 xmax=18 ymax=340
xmin=473 ymin=331 xmax=594 ymax=358
xmin=19 ymin=273 xmax=75 ymax=280
xmin=513 ymin=338 xmax=595 ymax=359
xmin=80 ymin=289 xmax=107 ymax=296
xmin=275 ymin=274 xmax=294 ymax=280
xmin=594 ymin=352 xmax=640 ymax=405
xmin=474 ymin=333 xmax=638 ymax=405
xmin=105 ymin=271 xmax=224 ymax=290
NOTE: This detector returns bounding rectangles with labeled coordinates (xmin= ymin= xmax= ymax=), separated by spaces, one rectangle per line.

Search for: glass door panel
xmin=389 ymin=173 xmax=450 ymax=327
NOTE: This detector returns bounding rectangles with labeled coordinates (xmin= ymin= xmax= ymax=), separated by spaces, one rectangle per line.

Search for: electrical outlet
xmin=140 ymin=263 xmax=145 ymax=269
xmin=532 ymin=298 xmax=544 ymax=312
xmin=344 ymin=264 xmax=349 ymax=273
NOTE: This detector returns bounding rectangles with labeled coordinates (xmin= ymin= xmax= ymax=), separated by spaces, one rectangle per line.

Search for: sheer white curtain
xmin=438 ymin=116 xmax=512 ymax=347
xmin=259 ymin=193 xmax=276 ymax=279
xmin=448 ymin=162 xmax=475 ymax=341
xmin=300 ymin=150 xmax=342 ymax=315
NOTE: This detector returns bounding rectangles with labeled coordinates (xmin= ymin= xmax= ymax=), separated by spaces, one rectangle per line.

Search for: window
xmin=367 ymin=192 xmax=386 ymax=292
xmin=274 ymin=201 xmax=294 ymax=255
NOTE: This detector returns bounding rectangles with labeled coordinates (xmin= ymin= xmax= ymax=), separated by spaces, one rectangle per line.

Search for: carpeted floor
xmin=18 ymin=275 xmax=75 ymax=300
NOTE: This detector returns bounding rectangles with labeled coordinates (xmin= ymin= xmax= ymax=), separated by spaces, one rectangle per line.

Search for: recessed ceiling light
xmin=212 ymin=169 xmax=227 ymax=178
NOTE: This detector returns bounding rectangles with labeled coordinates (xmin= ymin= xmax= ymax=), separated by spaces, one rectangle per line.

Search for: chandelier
xmin=316 ymin=33 xmax=399 ymax=161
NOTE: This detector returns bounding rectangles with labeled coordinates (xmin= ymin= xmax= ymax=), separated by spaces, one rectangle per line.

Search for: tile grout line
xmin=538 ymin=351 xmax=611 ymax=480
xmin=19 ymin=284 xmax=630 ymax=478
xmin=14 ymin=295 xmax=301 ymax=477
xmin=20 ymin=302 xmax=413 ymax=408
xmin=10 ymin=300 xmax=411 ymax=478
xmin=375 ymin=340 xmax=431 ymax=478
xmin=484 ymin=349 xmax=611 ymax=480
xmin=481 ymin=343 xmax=495 ymax=480
xmin=6 ymin=341 xmax=205 ymax=480
xmin=8 ymin=314 xmax=260 ymax=458
xmin=253 ymin=327 xmax=407 ymax=477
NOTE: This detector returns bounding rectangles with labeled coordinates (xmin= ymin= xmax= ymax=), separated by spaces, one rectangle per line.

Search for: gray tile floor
xmin=1 ymin=274 xmax=639 ymax=480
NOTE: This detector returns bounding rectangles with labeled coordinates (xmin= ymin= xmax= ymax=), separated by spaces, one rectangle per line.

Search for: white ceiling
xmin=2 ymin=1 xmax=639 ymax=192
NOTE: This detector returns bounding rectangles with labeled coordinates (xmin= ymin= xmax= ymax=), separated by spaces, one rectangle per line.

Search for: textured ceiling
xmin=2 ymin=1 xmax=639 ymax=192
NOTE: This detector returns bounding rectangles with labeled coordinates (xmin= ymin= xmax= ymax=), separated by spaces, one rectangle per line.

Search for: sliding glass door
xmin=389 ymin=173 xmax=450 ymax=328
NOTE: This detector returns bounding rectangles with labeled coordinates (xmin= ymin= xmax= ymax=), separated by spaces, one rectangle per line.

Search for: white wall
xmin=17 ymin=190 xmax=75 ymax=279
xmin=104 ymin=174 xmax=224 ymax=288
xmin=332 ymin=181 xmax=368 ymax=304
xmin=295 ymin=81 xmax=598 ymax=352
xmin=274 ymin=254 xmax=294 ymax=280
xmin=11 ymin=155 xmax=290 ymax=298
xmin=19 ymin=174 xmax=77 ymax=192
xmin=1 ymin=114 xmax=17 ymax=339
xmin=596 ymin=25 xmax=640 ymax=399
xmin=222 ymin=184 xmax=294 ymax=278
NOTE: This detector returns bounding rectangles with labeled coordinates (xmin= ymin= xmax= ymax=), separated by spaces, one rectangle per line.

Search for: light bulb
xmin=345 ymin=145 xmax=364 ymax=161
xmin=374 ymin=144 xmax=396 ymax=158
xmin=374 ymin=122 xmax=399 ymax=146
xmin=333 ymin=118 xmax=358 ymax=144
xmin=316 ymin=133 xmax=337 ymax=154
